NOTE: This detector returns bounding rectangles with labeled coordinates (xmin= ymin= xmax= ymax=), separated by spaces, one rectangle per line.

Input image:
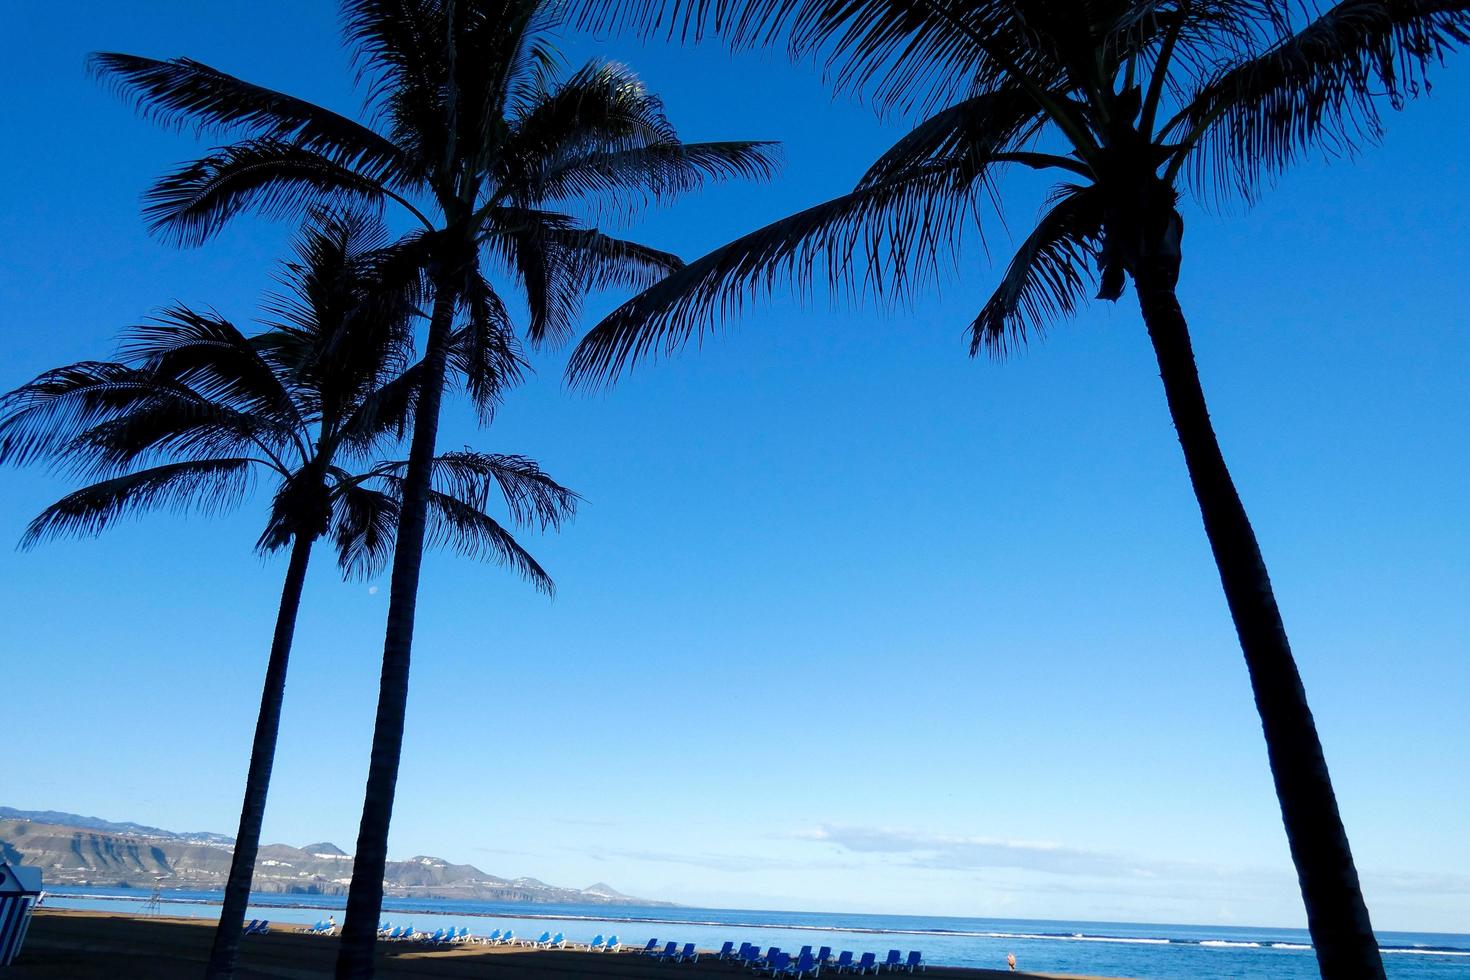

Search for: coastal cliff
xmin=0 ymin=809 xmax=660 ymax=905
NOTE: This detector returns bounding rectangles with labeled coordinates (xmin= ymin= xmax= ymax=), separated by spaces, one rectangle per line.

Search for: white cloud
xmin=796 ymin=823 xmax=1172 ymax=878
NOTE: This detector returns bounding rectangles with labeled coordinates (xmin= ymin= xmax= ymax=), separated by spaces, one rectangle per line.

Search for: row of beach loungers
xmin=283 ymin=919 xmax=928 ymax=974
xmin=370 ymin=924 xmax=623 ymax=950
xmin=633 ymin=938 xmax=927 ymax=975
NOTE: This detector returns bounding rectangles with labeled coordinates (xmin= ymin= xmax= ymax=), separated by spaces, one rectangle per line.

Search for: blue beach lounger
xmin=530 ymin=930 xmax=552 ymax=948
xmin=832 ymin=951 xmax=855 ymax=971
xmin=883 ymin=949 xmax=903 ymax=970
xmin=855 ymin=952 xmax=877 ymax=974
xmin=818 ymin=946 xmax=833 ymax=963
xmin=254 ymin=921 xmax=271 ymax=935
xmin=588 ymin=934 xmax=605 ymax=951
xmin=486 ymin=929 xmax=502 ymax=944
xmin=763 ymin=951 xmax=792 ymax=976
xmin=799 ymin=945 xmax=813 ymax=960
xmin=790 ymin=951 xmax=821 ymax=978
xmin=605 ymin=935 xmax=620 ymax=952
xmin=673 ymin=942 xmax=698 ymax=963
xmin=499 ymin=930 xmax=516 ymax=945
xmin=716 ymin=941 xmax=735 ymax=960
xmin=242 ymin=919 xmax=259 ymax=935
xmin=550 ymin=932 xmax=566 ymax=948
xmin=653 ymin=941 xmax=679 ymax=960
xmin=904 ymin=950 xmax=926 ymax=972
xmin=638 ymin=938 xmax=659 ymax=954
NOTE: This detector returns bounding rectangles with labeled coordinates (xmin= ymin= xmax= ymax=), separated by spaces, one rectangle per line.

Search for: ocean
xmin=43 ymin=887 xmax=1470 ymax=978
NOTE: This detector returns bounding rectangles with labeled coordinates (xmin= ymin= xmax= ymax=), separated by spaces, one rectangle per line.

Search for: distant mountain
xmin=0 ymin=807 xmax=232 ymax=846
xmin=0 ymin=809 xmax=667 ymax=906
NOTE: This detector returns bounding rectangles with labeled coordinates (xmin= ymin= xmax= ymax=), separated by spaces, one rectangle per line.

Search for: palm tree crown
xmin=90 ymin=1 xmax=780 ymax=357
xmin=566 ymin=0 xmax=1470 ymax=379
xmin=0 ymin=212 xmax=574 ymax=576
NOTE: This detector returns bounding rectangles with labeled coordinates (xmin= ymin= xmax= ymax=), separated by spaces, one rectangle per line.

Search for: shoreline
xmin=43 ymin=891 xmax=1470 ymax=958
xmin=13 ymin=910 xmax=1124 ymax=979
xmin=39 ymin=890 xmax=1175 ymax=941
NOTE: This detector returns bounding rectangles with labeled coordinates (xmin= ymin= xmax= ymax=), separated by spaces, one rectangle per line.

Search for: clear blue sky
xmin=2 ymin=1 xmax=1467 ymax=934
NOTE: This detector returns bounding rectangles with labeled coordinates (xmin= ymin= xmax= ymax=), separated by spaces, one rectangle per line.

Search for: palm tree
xmin=563 ymin=2 xmax=1470 ymax=975
xmin=89 ymin=3 xmax=777 ymax=974
xmin=0 ymin=211 xmax=577 ymax=980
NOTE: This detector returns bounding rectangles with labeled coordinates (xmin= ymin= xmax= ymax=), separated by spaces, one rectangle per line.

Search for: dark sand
xmin=12 ymin=910 xmax=1120 ymax=979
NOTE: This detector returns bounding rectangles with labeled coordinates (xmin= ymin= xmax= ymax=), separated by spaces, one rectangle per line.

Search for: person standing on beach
xmin=1007 ymin=951 xmax=1017 ymax=971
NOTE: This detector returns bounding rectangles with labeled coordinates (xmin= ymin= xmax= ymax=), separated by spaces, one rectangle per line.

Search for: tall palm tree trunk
xmin=1131 ymin=247 xmax=1385 ymax=980
xmin=205 ymin=532 xmax=315 ymax=980
xmin=334 ymin=283 xmax=458 ymax=980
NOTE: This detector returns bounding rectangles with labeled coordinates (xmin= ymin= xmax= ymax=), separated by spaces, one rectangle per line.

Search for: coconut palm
xmin=0 ymin=211 xmax=577 ymax=980
xmin=564 ymin=2 xmax=1470 ymax=975
xmin=89 ymin=3 xmax=777 ymax=974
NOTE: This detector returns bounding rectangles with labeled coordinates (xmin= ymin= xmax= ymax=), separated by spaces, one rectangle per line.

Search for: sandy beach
xmin=10 ymin=910 xmax=1123 ymax=979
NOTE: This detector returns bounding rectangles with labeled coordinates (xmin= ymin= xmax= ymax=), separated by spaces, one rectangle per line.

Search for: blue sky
xmin=2 ymin=1 xmax=1467 ymax=934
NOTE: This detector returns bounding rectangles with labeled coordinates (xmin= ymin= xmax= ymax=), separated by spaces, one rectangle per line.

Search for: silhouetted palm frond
xmin=969 ymin=183 xmax=1104 ymax=355
xmin=566 ymin=159 xmax=979 ymax=384
xmin=428 ymin=450 xmax=580 ymax=529
xmin=529 ymin=141 xmax=782 ymax=216
xmin=422 ymin=488 xmax=557 ymax=594
xmin=0 ymin=362 xmax=177 ymax=466
xmin=503 ymin=59 xmax=681 ymax=167
xmin=484 ymin=207 xmax=686 ymax=346
xmin=454 ymin=272 xmax=525 ymax=416
xmin=1174 ymin=0 xmax=1470 ymax=196
xmin=20 ymin=457 xmax=257 ymax=548
xmin=332 ymin=479 xmax=401 ymax=579
xmin=88 ymin=53 xmax=412 ymax=182
xmin=144 ymin=139 xmax=390 ymax=246
xmin=121 ymin=306 xmax=303 ymax=423
xmin=60 ymin=392 xmax=294 ymax=479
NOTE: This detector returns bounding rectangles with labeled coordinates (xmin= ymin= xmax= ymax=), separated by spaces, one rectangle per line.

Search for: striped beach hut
xmin=0 ymin=862 xmax=42 ymax=966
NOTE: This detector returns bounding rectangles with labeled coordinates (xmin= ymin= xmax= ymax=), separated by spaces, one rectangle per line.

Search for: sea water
xmin=44 ymin=887 xmax=1470 ymax=979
